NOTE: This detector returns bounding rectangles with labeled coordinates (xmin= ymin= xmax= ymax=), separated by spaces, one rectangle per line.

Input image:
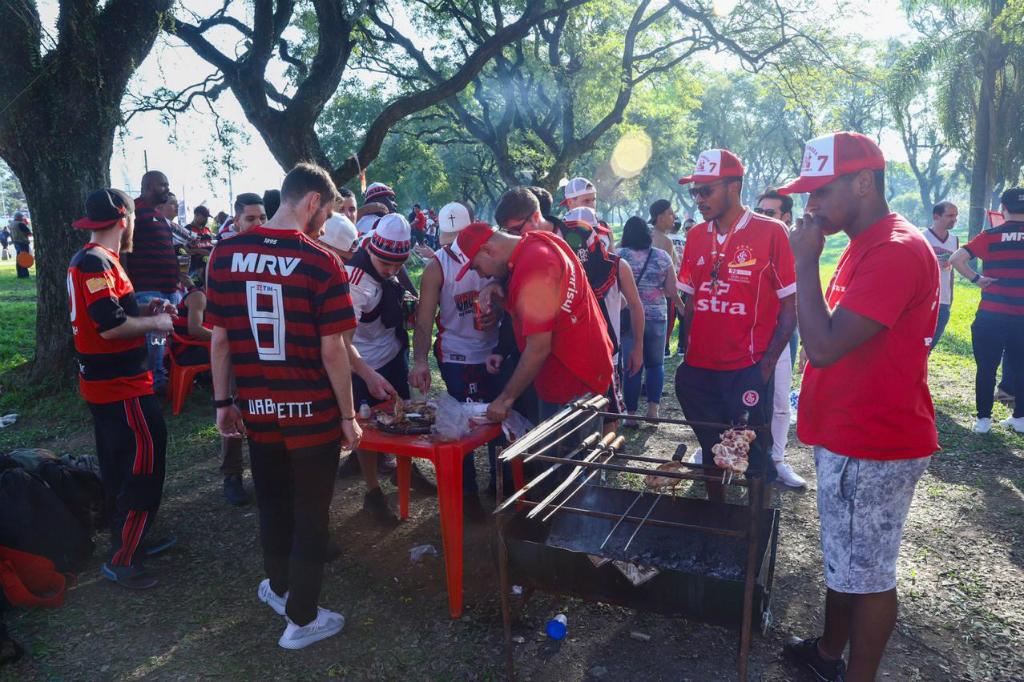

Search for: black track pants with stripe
xmin=88 ymin=394 xmax=167 ymax=567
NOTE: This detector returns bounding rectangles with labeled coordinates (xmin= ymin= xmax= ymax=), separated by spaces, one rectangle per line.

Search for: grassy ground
xmin=0 ymin=237 xmax=1022 ymax=681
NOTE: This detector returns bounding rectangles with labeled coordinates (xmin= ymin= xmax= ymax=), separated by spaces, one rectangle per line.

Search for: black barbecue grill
xmin=493 ymin=395 xmax=779 ymax=681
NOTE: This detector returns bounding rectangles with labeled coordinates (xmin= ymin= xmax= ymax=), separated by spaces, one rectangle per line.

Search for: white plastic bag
xmin=433 ymin=393 xmax=473 ymax=441
xmin=501 ymin=410 xmax=533 ymax=442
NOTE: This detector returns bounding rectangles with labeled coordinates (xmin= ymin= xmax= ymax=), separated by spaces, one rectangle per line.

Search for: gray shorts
xmin=815 ymin=447 xmax=930 ymax=594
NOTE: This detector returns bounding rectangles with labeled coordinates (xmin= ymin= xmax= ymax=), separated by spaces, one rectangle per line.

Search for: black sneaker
xmin=223 ymin=475 xmax=249 ymax=506
xmin=336 ymin=454 xmax=362 ymax=479
xmin=392 ymin=464 xmax=437 ymax=495
xmin=783 ymin=636 xmax=846 ymax=681
xmin=101 ymin=562 xmax=158 ymax=590
xmin=362 ymin=487 xmax=400 ymax=526
xmin=464 ymin=494 xmax=487 ymax=523
xmin=142 ymin=534 xmax=178 ymax=557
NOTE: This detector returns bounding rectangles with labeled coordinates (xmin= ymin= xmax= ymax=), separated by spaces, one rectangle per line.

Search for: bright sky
xmin=37 ymin=1 xmax=916 ymax=215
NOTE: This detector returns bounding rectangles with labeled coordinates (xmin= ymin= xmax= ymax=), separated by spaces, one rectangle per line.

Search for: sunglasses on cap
xmin=687 ymin=180 xmax=728 ymax=199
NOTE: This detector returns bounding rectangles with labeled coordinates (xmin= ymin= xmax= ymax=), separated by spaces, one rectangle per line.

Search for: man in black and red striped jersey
xmin=206 ymin=163 xmax=362 ymax=651
xmin=68 ymin=189 xmax=177 ymax=590
xmin=950 ymin=186 xmax=1024 ymax=434
xmin=125 ymin=171 xmax=181 ymax=394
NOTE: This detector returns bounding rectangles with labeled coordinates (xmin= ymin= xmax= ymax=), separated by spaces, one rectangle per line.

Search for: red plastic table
xmin=357 ymin=415 xmax=516 ymax=618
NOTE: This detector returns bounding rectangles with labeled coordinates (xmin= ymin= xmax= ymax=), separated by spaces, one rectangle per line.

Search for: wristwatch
xmin=212 ymin=396 xmax=234 ymax=408
xmin=971 ymin=273 xmax=981 ymax=284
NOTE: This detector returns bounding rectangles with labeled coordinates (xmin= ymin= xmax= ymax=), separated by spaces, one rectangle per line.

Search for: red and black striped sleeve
xmin=963 ymin=231 xmax=994 ymax=260
xmin=204 ymin=253 xmax=228 ymax=329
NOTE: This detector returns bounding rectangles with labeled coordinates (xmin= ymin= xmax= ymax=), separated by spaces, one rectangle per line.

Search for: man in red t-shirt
xmin=674 ymin=148 xmax=797 ymax=499
xmin=68 ymin=189 xmax=177 ymax=590
xmin=454 ymin=223 xmax=613 ymax=424
xmin=207 ymin=163 xmax=361 ymax=650
xmin=779 ymin=132 xmax=939 ymax=682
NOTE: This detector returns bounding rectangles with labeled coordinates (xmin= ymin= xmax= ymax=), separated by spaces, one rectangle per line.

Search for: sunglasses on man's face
xmin=499 ymin=216 xmax=531 ymax=235
xmin=754 ymin=207 xmax=777 ymax=217
xmin=688 ymin=181 xmax=727 ymax=199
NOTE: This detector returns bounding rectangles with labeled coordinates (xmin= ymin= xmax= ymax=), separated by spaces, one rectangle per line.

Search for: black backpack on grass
xmin=0 ymin=459 xmax=94 ymax=572
xmin=35 ymin=460 xmax=106 ymax=535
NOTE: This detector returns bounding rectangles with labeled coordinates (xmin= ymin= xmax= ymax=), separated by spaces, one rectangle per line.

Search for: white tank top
xmin=434 ymin=247 xmax=499 ymax=365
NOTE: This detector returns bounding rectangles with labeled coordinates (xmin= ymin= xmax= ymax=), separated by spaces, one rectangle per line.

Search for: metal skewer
xmin=622 ymin=495 xmax=661 ymax=552
xmin=492 ymin=432 xmax=601 ymax=514
xmin=527 ymin=433 xmax=618 ymax=519
xmin=521 ymin=416 xmax=600 ymax=464
xmin=598 ymin=490 xmax=646 ymax=550
xmin=499 ymin=395 xmax=606 ymax=462
xmin=599 ymin=444 xmax=686 ymax=550
xmin=540 ymin=435 xmax=625 ymax=522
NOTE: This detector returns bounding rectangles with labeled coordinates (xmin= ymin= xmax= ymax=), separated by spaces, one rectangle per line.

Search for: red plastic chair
xmin=168 ymin=333 xmax=211 ymax=415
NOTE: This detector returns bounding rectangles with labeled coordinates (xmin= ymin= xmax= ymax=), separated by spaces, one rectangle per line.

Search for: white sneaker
xmin=689 ymin=447 xmax=703 ymax=465
xmin=1000 ymin=416 xmax=1024 ymax=433
xmin=278 ymin=607 xmax=345 ymax=650
xmin=973 ymin=418 xmax=992 ymax=434
xmin=258 ymin=579 xmax=288 ymax=616
xmin=774 ymin=462 xmax=807 ymax=489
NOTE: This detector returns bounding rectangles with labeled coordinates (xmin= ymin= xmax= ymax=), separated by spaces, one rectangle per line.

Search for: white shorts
xmin=815 ymin=447 xmax=930 ymax=594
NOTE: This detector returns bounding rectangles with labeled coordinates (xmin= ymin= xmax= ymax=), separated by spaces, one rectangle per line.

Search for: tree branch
xmin=334 ymin=0 xmax=590 ymax=183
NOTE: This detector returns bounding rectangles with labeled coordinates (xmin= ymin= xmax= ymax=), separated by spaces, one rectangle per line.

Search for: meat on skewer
xmin=644 ymin=461 xmax=687 ymax=491
xmin=712 ymin=428 xmax=756 ymax=475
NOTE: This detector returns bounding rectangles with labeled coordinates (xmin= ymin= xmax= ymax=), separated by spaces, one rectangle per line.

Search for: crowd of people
xmin=60 ymin=129 xmax=1023 ymax=678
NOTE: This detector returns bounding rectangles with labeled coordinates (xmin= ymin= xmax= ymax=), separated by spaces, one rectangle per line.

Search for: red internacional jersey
xmin=506 ymin=231 xmax=613 ymax=403
xmin=67 ymin=244 xmax=153 ymax=403
xmin=205 ymin=227 xmax=357 ymax=450
xmin=798 ymin=214 xmax=939 ymax=460
xmin=677 ymin=209 xmax=796 ymax=370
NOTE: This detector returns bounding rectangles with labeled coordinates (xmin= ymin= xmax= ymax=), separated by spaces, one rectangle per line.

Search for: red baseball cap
xmin=454 ymin=222 xmax=497 ymax=281
xmin=778 ymin=132 xmax=886 ymax=195
xmin=72 ymin=189 xmax=132 ymax=229
xmin=678 ymin=149 xmax=744 ymax=185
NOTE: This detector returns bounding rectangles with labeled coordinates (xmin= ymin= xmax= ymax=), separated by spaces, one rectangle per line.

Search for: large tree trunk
xmin=6 ymin=153 xmax=107 ymax=384
xmin=0 ymin=0 xmax=173 ymax=383
xmin=968 ymin=78 xmax=995 ymax=237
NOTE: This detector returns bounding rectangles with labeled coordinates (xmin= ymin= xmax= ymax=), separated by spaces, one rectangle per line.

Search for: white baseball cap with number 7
xmin=778 ymin=132 xmax=886 ymax=195
xmin=678 ymin=149 xmax=745 ymax=185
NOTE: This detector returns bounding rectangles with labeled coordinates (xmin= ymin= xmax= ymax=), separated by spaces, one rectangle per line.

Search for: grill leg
xmin=495 ymin=456 xmax=516 ymax=681
xmin=738 ymin=478 xmax=763 ymax=681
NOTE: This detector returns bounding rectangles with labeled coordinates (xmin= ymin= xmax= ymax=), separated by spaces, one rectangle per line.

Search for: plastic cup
xmin=546 ymin=613 xmax=568 ymax=640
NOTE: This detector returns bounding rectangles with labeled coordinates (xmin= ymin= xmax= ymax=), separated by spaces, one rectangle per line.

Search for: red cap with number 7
xmin=778 ymin=132 xmax=886 ymax=195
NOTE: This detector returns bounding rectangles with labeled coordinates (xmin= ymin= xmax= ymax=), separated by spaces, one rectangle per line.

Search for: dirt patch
xmin=3 ymin=361 xmax=1023 ymax=681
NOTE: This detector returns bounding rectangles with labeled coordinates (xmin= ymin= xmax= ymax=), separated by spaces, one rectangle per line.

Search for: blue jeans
xmin=930 ymin=303 xmax=951 ymax=352
xmin=439 ymin=362 xmax=502 ymax=494
xmin=1000 ymin=352 xmax=1015 ymax=395
xmin=134 ymin=291 xmax=182 ymax=390
xmin=621 ymin=318 xmax=667 ymax=412
xmin=789 ymin=327 xmax=800 ymax=368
